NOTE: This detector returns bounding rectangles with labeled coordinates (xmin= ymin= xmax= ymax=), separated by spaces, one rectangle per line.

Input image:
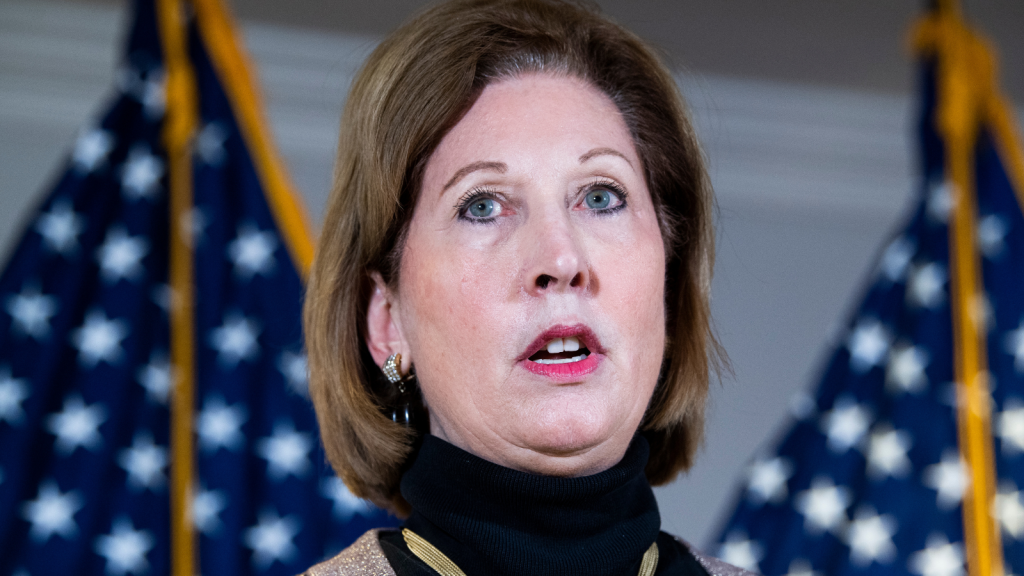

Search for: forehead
xmin=423 ymin=73 xmax=640 ymax=182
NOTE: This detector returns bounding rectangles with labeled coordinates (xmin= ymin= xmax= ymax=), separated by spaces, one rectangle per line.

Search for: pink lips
xmin=519 ymin=324 xmax=603 ymax=382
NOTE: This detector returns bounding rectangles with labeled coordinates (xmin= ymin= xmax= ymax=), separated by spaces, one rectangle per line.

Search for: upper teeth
xmin=546 ymin=337 xmax=580 ymax=353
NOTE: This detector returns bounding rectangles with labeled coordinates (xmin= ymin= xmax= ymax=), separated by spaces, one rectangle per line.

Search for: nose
xmin=523 ymin=211 xmax=591 ymax=295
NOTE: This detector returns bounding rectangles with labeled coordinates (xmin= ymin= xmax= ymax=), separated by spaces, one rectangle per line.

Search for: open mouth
xmin=528 ymin=336 xmax=591 ymax=364
xmin=520 ymin=325 xmax=602 ymax=380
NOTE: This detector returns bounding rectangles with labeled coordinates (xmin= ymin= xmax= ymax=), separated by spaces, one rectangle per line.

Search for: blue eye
xmin=582 ymin=185 xmax=625 ymax=211
xmin=467 ymin=198 xmax=497 ymax=218
xmin=585 ymin=189 xmax=612 ymax=209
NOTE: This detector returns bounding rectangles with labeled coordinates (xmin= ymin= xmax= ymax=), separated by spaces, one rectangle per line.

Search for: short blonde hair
xmin=304 ymin=0 xmax=722 ymax=515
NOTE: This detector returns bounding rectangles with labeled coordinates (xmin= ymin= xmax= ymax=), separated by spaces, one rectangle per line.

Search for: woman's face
xmin=369 ymin=73 xmax=666 ymax=477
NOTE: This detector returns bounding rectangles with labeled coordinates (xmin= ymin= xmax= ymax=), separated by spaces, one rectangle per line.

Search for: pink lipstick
xmin=519 ymin=324 xmax=603 ymax=382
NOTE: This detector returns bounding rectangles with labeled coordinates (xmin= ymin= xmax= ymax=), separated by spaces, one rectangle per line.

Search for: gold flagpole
xmin=913 ymin=3 xmax=1003 ymax=575
xmin=155 ymin=0 xmax=199 ymax=574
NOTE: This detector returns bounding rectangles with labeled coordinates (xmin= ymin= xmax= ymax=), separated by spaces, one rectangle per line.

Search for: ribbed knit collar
xmin=400 ymin=435 xmax=661 ymax=576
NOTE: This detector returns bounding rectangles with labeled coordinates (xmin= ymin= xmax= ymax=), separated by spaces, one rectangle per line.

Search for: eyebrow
xmin=579 ymin=147 xmax=632 ymax=167
xmin=442 ymin=161 xmax=508 ymax=192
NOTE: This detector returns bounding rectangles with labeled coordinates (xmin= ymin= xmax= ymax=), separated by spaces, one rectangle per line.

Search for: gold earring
xmin=382 ymin=352 xmax=420 ymax=427
xmin=382 ymin=353 xmax=411 ymax=393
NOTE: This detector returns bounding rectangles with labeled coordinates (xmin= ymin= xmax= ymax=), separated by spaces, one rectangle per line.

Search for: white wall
xmin=6 ymin=0 xmax=1016 ymax=547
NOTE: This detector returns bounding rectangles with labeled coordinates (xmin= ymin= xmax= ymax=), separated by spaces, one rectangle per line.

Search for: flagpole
xmin=914 ymin=5 xmax=1004 ymax=576
xmin=158 ymin=1 xmax=316 ymax=573
xmin=156 ymin=0 xmax=199 ymax=574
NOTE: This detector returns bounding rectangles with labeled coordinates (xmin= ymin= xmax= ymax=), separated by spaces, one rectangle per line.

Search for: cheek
xmin=398 ymin=234 xmax=514 ymax=379
xmin=599 ymin=224 xmax=667 ymax=354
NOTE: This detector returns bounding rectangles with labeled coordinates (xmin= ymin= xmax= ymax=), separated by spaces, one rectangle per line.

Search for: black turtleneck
xmin=378 ymin=435 xmax=709 ymax=576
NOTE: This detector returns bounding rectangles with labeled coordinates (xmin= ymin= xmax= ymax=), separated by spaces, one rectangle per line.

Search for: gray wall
xmin=3 ymin=0 xmax=1021 ymax=548
xmin=65 ymin=0 xmax=1024 ymax=101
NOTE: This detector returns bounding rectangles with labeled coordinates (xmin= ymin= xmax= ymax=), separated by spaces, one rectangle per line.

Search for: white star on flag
xmin=997 ymin=398 xmax=1024 ymax=455
xmin=746 ymin=456 xmax=793 ymax=505
xmin=5 ymin=285 xmax=59 ymax=340
xmin=94 ymin=518 xmax=154 ymax=576
xmin=923 ymin=450 xmax=970 ymax=509
xmin=97 ymin=227 xmax=149 ymax=284
xmin=197 ymin=395 xmax=247 ymax=452
xmin=208 ymin=313 xmax=261 ymax=368
xmin=35 ymin=199 xmax=84 ymax=256
xmin=228 ymin=224 xmax=278 ymax=280
xmin=256 ymin=422 xmax=313 ymax=481
xmin=278 ymin=350 xmax=309 ymax=396
xmin=879 ymin=236 xmax=916 ymax=282
xmin=244 ymin=510 xmax=301 ymax=570
xmin=906 ymin=262 xmax=946 ymax=309
xmin=926 ymin=180 xmax=955 ymax=223
xmin=0 ymin=367 xmax=29 ymax=425
xmin=886 ymin=343 xmax=930 ymax=394
xmin=865 ymin=424 xmax=913 ymax=480
xmin=977 ymin=213 xmax=1008 ymax=258
xmin=116 ymin=67 xmax=165 ymax=118
xmin=136 ymin=352 xmax=172 ymax=405
xmin=46 ymin=395 xmax=106 ymax=455
xmin=794 ymin=476 xmax=851 ymax=534
xmin=22 ymin=480 xmax=83 ymax=542
xmin=847 ymin=319 xmax=891 ymax=373
xmin=71 ymin=309 xmax=129 ymax=367
xmin=195 ymin=122 xmax=228 ymax=165
xmin=821 ymin=396 xmax=871 ymax=453
xmin=193 ymin=487 xmax=228 ymax=535
xmin=908 ymin=533 xmax=965 ymax=576
xmin=995 ymin=482 xmax=1024 ymax=539
xmin=72 ymin=129 xmax=114 ymax=172
xmin=782 ymin=559 xmax=822 ymax=576
xmin=321 ymin=477 xmax=374 ymax=521
xmin=845 ymin=506 xmax=897 ymax=566
xmin=1004 ymin=321 xmax=1024 ymax=373
xmin=717 ymin=531 xmax=763 ymax=573
xmin=120 ymin=146 xmax=164 ymax=200
xmin=118 ymin=433 xmax=167 ymax=491
xmin=140 ymin=73 xmax=166 ymax=118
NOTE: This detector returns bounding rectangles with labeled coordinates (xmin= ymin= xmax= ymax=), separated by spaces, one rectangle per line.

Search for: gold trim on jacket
xmin=301 ymin=529 xmax=760 ymax=576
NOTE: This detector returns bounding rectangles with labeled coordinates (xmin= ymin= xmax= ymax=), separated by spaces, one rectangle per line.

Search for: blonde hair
xmin=304 ymin=0 xmax=722 ymax=515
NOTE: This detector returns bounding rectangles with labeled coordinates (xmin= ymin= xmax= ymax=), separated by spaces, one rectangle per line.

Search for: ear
xmin=365 ymin=272 xmax=412 ymax=373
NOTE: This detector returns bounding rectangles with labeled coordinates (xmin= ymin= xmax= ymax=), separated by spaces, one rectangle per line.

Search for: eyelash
xmin=454 ymin=180 xmax=629 ymax=222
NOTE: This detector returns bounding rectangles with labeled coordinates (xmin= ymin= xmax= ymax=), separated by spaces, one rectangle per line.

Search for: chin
xmin=512 ymin=405 xmax=635 ymax=476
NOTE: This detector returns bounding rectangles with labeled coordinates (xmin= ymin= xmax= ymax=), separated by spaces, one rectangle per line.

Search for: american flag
xmin=713 ymin=4 xmax=1024 ymax=576
xmin=0 ymin=0 xmax=393 ymax=574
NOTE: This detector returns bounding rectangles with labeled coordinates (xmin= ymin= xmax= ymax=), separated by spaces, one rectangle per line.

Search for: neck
xmin=400 ymin=434 xmax=661 ymax=576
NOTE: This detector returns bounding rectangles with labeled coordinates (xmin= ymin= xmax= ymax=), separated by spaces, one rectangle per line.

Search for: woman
xmin=303 ymin=0 xmax=751 ymax=574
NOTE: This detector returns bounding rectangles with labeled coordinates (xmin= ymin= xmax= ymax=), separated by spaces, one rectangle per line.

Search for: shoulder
xmin=301 ymin=529 xmax=397 ymax=576
xmin=672 ymin=535 xmax=762 ymax=576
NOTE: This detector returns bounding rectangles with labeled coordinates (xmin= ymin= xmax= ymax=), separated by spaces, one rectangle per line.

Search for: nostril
xmin=536 ymin=274 xmax=554 ymax=289
xmin=569 ymin=272 xmax=583 ymax=288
